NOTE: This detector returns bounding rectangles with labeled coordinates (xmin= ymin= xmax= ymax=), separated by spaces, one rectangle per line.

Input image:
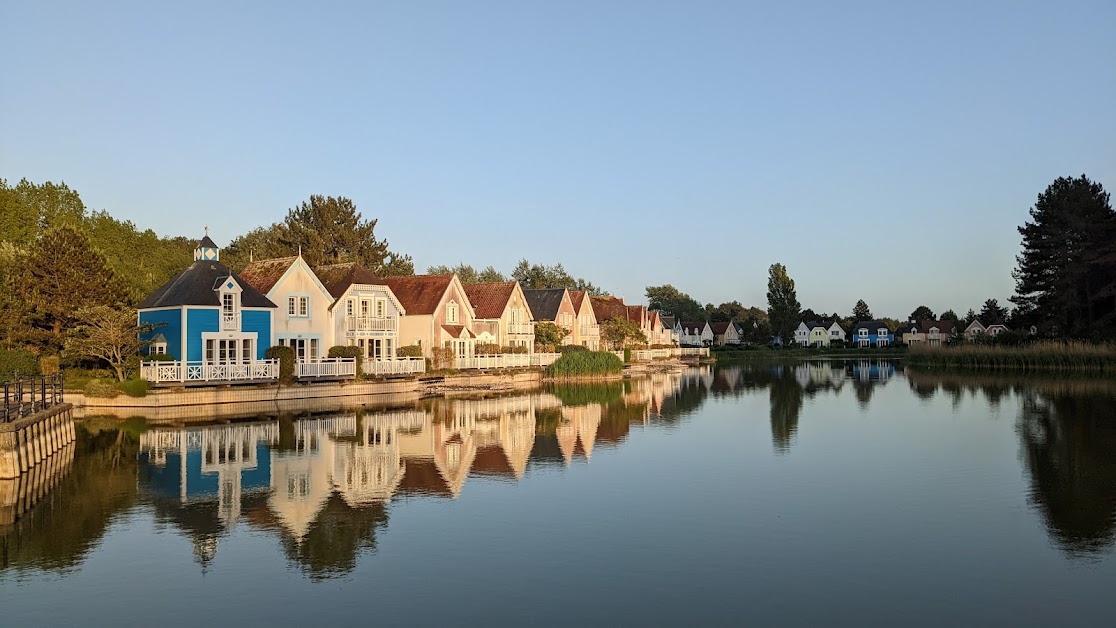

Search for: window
xmin=149 ymin=343 xmax=167 ymax=355
xmin=299 ymin=297 xmax=308 ymax=317
xmin=346 ymin=299 xmax=354 ymax=317
xmin=859 ymin=329 xmax=868 ymax=337
xmin=222 ymin=293 xmax=235 ymax=314
xmin=447 ymin=301 xmax=459 ymax=324
xmin=361 ymin=300 xmax=371 ymax=317
xmin=242 ymin=339 xmax=253 ymax=363
xmin=375 ymin=299 xmax=386 ymax=318
xmin=288 ymin=296 xmax=309 ymax=318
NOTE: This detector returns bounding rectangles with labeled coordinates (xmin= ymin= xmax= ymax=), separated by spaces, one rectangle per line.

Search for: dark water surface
xmin=2 ymin=362 xmax=1115 ymax=626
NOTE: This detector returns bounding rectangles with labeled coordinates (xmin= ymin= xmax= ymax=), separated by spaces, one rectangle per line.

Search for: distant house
xmin=826 ymin=320 xmax=846 ymax=344
xmin=795 ymin=320 xmax=842 ymax=347
xmin=658 ymin=314 xmax=680 ymax=345
xmin=899 ymin=319 xmax=955 ymax=346
xmin=381 ymin=274 xmax=478 ymax=359
xmin=965 ymin=319 xmax=1009 ymax=338
xmin=678 ymin=321 xmax=714 ymax=346
xmin=709 ymin=321 xmax=741 ymax=346
xmin=464 ymin=281 xmax=535 ymax=352
xmin=568 ymin=290 xmax=601 ymax=350
xmin=524 ymin=288 xmax=577 ymax=346
xmin=849 ymin=321 xmax=893 ymax=347
xmin=138 ymin=235 xmax=276 ymax=378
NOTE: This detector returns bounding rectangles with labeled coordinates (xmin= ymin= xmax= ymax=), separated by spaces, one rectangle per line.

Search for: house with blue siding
xmin=849 ymin=321 xmax=894 ymax=347
xmin=138 ymin=234 xmax=278 ymax=383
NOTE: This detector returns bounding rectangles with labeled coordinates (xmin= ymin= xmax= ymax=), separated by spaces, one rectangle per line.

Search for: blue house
xmin=849 ymin=321 xmax=893 ymax=347
xmin=138 ymin=234 xmax=277 ymax=381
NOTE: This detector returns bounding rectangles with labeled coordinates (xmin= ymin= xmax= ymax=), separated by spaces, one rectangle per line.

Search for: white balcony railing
xmin=505 ymin=322 xmax=534 ymax=335
xmin=579 ymin=324 xmax=600 ymax=337
xmin=346 ymin=316 xmax=398 ymax=332
xmin=364 ymin=357 xmax=426 ymax=376
xmin=296 ymin=358 xmax=357 ymax=379
xmin=221 ymin=313 xmax=240 ymax=331
xmin=141 ymin=360 xmax=279 ymax=384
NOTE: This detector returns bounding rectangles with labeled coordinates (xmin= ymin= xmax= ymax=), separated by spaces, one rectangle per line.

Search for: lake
xmin=2 ymin=361 xmax=1114 ymax=626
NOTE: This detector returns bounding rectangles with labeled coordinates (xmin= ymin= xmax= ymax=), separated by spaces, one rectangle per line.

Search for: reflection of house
xmin=556 ymin=404 xmax=601 ymax=465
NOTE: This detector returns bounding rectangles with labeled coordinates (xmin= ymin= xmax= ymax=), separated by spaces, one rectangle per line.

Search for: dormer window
xmin=859 ymin=329 xmax=868 ymax=337
xmin=878 ymin=328 xmax=888 ymax=336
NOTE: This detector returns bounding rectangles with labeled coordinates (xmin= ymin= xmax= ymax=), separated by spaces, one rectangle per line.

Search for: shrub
xmin=145 ymin=352 xmax=175 ymax=362
xmin=558 ymin=345 xmax=590 ymax=355
xmin=431 ymin=346 xmax=455 ymax=370
xmin=623 ymin=348 xmax=632 ymax=363
xmin=117 ymin=378 xmax=149 ymax=397
xmin=398 ymin=344 xmax=423 ymax=358
xmin=475 ymin=343 xmax=502 ymax=356
xmin=546 ymin=351 xmax=624 ymax=378
xmin=501 ymin=345 xmax=529 ymax=354
xmin=328 ymin=345 xmax=364 ymax=378
xmin=0 ymin=349 xmax=40 ymax=376
xmin=40 ymin=355 xmax=61 ymax=375
xmin=266 ymin=345 xmax=296 ymax=383
xmin=84 ymin=378 xmax=121 ymax=398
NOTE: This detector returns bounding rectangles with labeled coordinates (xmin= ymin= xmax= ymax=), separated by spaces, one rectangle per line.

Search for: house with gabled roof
xmin=648 ymin=310 xmax=672 ymax=346
xmin=381 ymin=274 xmax=477 ymax=360
xmin=568 ymin=290 xmax=601 ymax=350
xmin=850 ymin=321 xmax=894 ymax=347
xmin=524 ymin=288 xmax=577 ymax=346
xmin=463 ymin=281 xmax=535 ymax=352
xmin=709 ymin=321 xmax=742 ymax=346
xmin=965 ymin=319 xmax=1009 ymax=339
xmin=898 ymin=319 xmax=955 ymax=346
xmin=313 ymin=262 xmax=407 ymax=362
xmin=138 ymin=235 xmax=278 ymax=383
xmin=240 ymin=252 xmax=336 ymax=362
xmin=678 ymin=321 xmax=714 ymax=346
xmin=658 ymin=313 xmax=680 ymax=345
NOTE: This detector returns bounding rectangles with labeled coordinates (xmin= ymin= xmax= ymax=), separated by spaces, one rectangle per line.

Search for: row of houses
xmin=792 ymin=318 xmax=1014 ymax=348
xmin=136 ymin=234 xmax=680 ymax=384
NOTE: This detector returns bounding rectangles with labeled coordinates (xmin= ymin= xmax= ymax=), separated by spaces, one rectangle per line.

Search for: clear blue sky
xmin=2 ymin=1 xmax=1114 ymax=318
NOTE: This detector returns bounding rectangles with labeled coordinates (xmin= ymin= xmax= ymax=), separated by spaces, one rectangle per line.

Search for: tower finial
xmin=205 ymin=225 xmax=209 ymax=237
xmin=298 ymin=245 xmax=302 ymax=258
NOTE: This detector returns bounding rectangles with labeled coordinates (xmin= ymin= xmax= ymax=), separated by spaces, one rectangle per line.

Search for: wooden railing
xmin=221 ymin=312 xmax=240 ymax=331
xmin=296 ymin=358 xmax=357 ymax=379
xmin=679 ymin=348 xmax=709 ymax=357
xmin=364 ymin=358 xmax=426 ymax=376
xmin=579 ymin=324 xmax=600 ymax=337
xmin=2 ymin=374 xmax=65 ymax=423
xmin=346 ymin=316 xmax=398 ymax=332
xmin=453 ymin=353 xmax=562 ymax=370
xmin=141 ymin=360 xmax=279 ymax=384
xmin=505 ymin=322 xmax=534 ymax=335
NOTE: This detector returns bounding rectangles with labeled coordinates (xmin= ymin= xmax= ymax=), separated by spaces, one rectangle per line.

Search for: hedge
xmin=266 ymin=345 xmax=296 ymax=383
xmin=398 ymin=344 xmax=423 ymax=358
xmin=502 ymin=345 xmax=529 ymax=354
xmin=475 ymin=343 xmax=502 ymax=356
xmin=328 ymin=345 xmax=364 ymax=378
xmin=558 ymin=345 xmax=590 ymax=355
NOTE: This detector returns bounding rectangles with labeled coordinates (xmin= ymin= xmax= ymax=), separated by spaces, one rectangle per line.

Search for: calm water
xmin=2 ymin=362 xmax=1115 ymax=626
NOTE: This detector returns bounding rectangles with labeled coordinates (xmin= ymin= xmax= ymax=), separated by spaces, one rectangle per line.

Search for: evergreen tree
xmin=1012 ymin=175 xmax=1116 ymax=338
xmin=980 ymin=299 xmax=1009 ymax=325
xmin=766 ymin=263 xmax=801 ymax=344
xmin=909 ymin=305 xmax=936 ymax=322
xmin=427 ymin=263 xmax=507 ymax=283
xmin=852 ymin=299 xmax=873 ymax=321
xmin=645 ymin=284 xmax=704 ymax=321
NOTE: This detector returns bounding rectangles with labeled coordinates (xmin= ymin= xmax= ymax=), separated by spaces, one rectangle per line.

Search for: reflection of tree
xmin=1 ymin=423 xmax=139 ymax=573
xmin=547 ymin=382 xmax=624 ymax=407
xmin=1018 ymin=393 xmax=1116 ymax=556
xmin=654 ymin=376 xmax=706 ymax=426
xmin=769 ymin=372 xmax=804 ymax=455
xmin=274 ymin=494 xmax=389 ymax=581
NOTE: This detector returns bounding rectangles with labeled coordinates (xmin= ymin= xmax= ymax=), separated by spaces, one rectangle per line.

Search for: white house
xmin=678 ymin=321 xmax=714 ymax=346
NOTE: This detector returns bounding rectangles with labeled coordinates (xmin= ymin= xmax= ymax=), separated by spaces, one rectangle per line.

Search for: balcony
xmin=506 ymin=322 xmax=534 ymax=335
xmin=346 ymin=316 xmax=398 ymax=333
xmin=221 ymin=312 xmax=240 ymax=331
xmin=579 ymin=324 xmax=600 ymax=337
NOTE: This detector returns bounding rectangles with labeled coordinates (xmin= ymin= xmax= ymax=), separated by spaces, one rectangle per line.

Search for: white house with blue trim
xmin=138 ymin=235 xmax=279 ymax=384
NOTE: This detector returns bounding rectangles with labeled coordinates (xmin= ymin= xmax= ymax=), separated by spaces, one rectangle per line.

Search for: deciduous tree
xmin=766 ymin=263 xmax=801 ymax=345
xmin=852 ymin=299 xmax=873 ymax=321
xmin=513 ymin=259 xmax=601 ymax=295
xmin=600 ymin=317 xmax=647 ymax=349
xmin=65 ymin=306 xmax=155 ymax=381
xmin=534 ymin=321 xmax=569 ymax=348
xmin=909 ymin=305 xmax=936 ymax=322
xmin=646 ymin=284 xmax=704 ymax=322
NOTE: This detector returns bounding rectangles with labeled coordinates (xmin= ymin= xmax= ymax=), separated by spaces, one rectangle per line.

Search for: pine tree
xmin=852 ymin=299 xmax=873 ymax=321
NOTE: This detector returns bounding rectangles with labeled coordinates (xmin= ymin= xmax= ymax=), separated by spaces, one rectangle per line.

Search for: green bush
xmin=398 ymin=344 xmax=423 ymax=358
xmin=431 ymin=346 xmax=455 ymax=370
xmin=0 ymin=349 xmax=40 ymax=376
xmin=558 ymin=345 xmax=590 ymax=355
xmin=328 ymin=345 xmax=365 ymax=378
xmin=266 ymin=345 xmax=296 ymax=383
xmin=84 ymin=378 xmax=121 ymax=398
xmin=117 ymin=378 xmax=149 ymax=397
xmin=145 ymin=352 xmax=175 ymax=362
xmin=501 ymin=345 xmax=529 ymax=354
xmin=546 ymin=351 xmax=624 ymax=378
xmin=475 ymin=343 xmax=502 ymax=355
xmin=623 ymin=348 xmax=632 ymax=363
xmin=40 ymin=355 xmax=61 ymax=375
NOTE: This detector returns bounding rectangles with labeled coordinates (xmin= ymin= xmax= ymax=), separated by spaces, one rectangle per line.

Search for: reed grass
xmin=908 ymin=341 xmax=1116 ymax=372
xmin=545 ymin=351 xmax=624 ymax=378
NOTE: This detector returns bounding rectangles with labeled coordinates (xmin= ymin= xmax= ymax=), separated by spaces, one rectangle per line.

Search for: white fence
xmin=141 ymin=360 xmax=280 ymax=384
xmin=632 ymin=348 xmax=674 ymax=361
xmin=679 ymin=348 xmax=709 ymax=357
xmin=345 ymin=316 xmax=398 ymax=332
xmin=364 ymin=357 xmax=426 ymax=376
xmin=453 ymin=352 xmax=562 ymax=370
xmin=296 ymin=358 xmax=357 ymax=379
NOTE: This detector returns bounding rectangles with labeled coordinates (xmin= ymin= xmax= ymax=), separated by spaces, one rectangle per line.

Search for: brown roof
xmin=919 ymin=319 xmax=955 ymax=334
xmin=626 ymin=305 xmax=646 ymax=325
xmin=590 ymin=295 xmax=627 ymax=322
xmin=398 ymin=459 xmax=453 ymax=498
xmin=314 ymin=262 xmax=384 ymax=299
xmin=380 ymin=274 xmax=454 ymax=315
xmin=709 ymin=321 xmax=734 ymax=335
xmin=442 ymin=325 xmax=467 ymax=339
xmin=569 ymin=290 xmax=588 ymax=311
xmin=239 ymin=256 xmax=297 ymax=295
xmin=464 ymin=281 xmax=516 ymax=319
xmin=469 ymin=446 xmax=515 ymax=478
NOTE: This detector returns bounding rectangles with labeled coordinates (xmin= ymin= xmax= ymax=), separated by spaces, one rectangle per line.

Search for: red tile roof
xmin=569 ymin=290 xmax=588 ymax=311
xmin=463 ymin=281 xmax=517 ymax=319
xmin=469 ymin=446 xmax=515 ymax=478
xmin=380 ymin=274 xmax=454 ymax=315
xmin=238 ymin=256 xmax=297 ymax=295
xmin=442 ymin=325 xmax=468 ymax=339
xmin=709 ymin=321 xmax=734 ymax=335
xmin=590 ymin=295 xmax=627 ymax=322
xmin=314 ymin=262 xmax=384 ymax=299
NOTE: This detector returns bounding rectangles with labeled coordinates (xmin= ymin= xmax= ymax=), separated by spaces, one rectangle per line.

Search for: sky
xmin=2 ymin=1 xmax=1114 ymax=318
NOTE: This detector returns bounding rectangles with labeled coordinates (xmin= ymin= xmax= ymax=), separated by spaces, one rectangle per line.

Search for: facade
xmin=524 ymin=288 xmax=577 ymax=346
xmin=647 ymin=311 xmax=673 ymax=346
xmin=240 ymin=253 xmax=335 ymax=361
xmin=849 ymin=321 xmax=894 ymax=347
xmin=678 ymin=321 xmax=714 ymax=346
xmin=381 ymin=274 xmax=478 ymax=359
xmin=965 ymin=320 xmax=1008 ymax=338
xmin=463 ymin=281 xmax=535 ymax=351
xmin=568 ymin=290 xmax=601 ymax=350
xmin=795 ymin=320 xmax=841 ymax=347
xmin=826 ymin=320 xmax=846 ymax=344
xmin=900 ymin=319 xmax=955 ymax=346
xmin=315 ymin=262 xmax=407 ymax=361
xmin=659 ymin=314 xmax=680 ymax=345
xmin=708 ymin=321 xmax=741 ymax=346
xmin=138 ymin=236 xmax=277 ymax=382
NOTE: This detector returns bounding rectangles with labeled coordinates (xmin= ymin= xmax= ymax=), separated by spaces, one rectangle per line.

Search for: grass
xmin=713 ymin=345 xmax=907 ymax=361
xmin=545 ymin=351 xmax=624 ymax=378
xmin=908 ymin=341 xmax=1116 ymax=372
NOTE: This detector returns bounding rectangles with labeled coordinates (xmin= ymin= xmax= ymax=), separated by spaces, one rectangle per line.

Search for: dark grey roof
xmin=523 ymin=288 xmax=567 ymax=321
xmin=850 ymin=320 xmax=890 ymax=333
xmin=197 ymin=235 xmax=219 ymax=249
xmin=138 ymin=261 xmax=276 ymax=309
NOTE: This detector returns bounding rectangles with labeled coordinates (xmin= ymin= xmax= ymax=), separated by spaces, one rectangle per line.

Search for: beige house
xmin=523 ymin=288 xmax=578 ymax=346
xmin=314 ymin=262 xmax=406 ymax=361
xmin=463 ymin=281 xmax=535 ymax=352
xmin=240 ymin=253 xmax=335 ymax=360
xmin=382 ymin=274 xmax=478 ymax=359
xmin=568 ymin=290 xmax=600 ymax=350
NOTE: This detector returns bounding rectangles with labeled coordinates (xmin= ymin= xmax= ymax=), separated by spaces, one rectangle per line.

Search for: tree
xmin=909 ymin=305 xmax=936 ymax=322
xmin=852 ymin=299 xmax=873 ymax=321
xmin=534 ymin=321 xmax=569 ymax=348
xmin=980 ymin=299 xmax=1009 ymax=325
xmin=800 ymin=308 xmax=820 ymax=322
xmin=940 ymin=309 xmax=960 ymax=326
xmin=600 ymin=317 xmax=647 ymax=349
xmin=513 ymin=259 xmax=601 ymax=294
xmin=706 ymin=300 xmax=746 ymax=322
xmin=65 ymin=306 xmax=155 ymax=381
xmin=16 ymin=226 xmax=126 ymax=351
xmin=225 ymin=195 xmax=414 ymax=276
xmin=766 ymin=263 xmax=801 ymax=344
xmin=426 ymin=263 xmax=506 ymax=284
xmin=646 ymin=284 xmax=704 ymax=322
xmin=964 ymin=309 xmax=978 ymax=327
xmin=1012 ymin=175 xmax=1116 ymax=338
xmin=0 ymin=178 xmax=86 ymax=244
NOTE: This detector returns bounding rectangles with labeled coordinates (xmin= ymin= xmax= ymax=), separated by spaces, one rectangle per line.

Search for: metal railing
xmin=296 ymin=358 xmax=357 ymax=379
xmin=141 ymin=360 xmax=279 ymax=384
xmin=2 ymin=373 xmax=65 ymax=422
xmin=346 ymin=316 xmax=398 ymax=332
